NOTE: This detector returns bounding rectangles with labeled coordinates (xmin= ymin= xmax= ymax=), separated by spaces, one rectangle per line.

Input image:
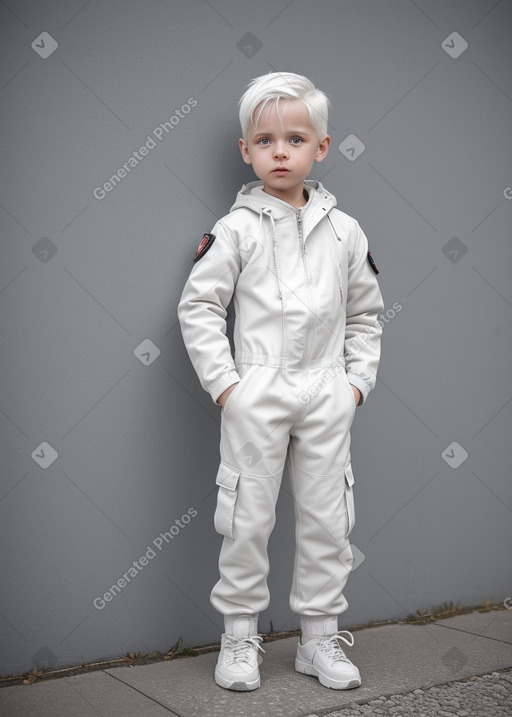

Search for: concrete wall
xmin=1 ymin=0 xmax=511 ymax=675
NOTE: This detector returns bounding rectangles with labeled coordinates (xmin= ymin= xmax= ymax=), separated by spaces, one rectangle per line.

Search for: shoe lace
xmin=317 ymin=630 xmax=355 ymax=663
xmin=225 ymin=635 xmax=265 ymax=665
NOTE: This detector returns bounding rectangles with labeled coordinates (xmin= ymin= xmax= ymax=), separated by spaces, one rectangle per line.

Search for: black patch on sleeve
xmin=193 ymin=233 xmax=216 ymax=262
xmin=367 ymin=251 xmax=379 ymax=275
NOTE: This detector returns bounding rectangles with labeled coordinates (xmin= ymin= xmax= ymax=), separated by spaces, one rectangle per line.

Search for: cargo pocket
xmin=344 ymin=463 xmax=355 ymax=537
xmin=213 ymin=462 xmax=240 ymax=539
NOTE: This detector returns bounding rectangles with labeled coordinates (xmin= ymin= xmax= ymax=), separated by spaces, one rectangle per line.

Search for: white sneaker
xmin=215 ymin=634 xmax=264 ymax=691
xmin=295 ymin=630 xmax=361 ymax=690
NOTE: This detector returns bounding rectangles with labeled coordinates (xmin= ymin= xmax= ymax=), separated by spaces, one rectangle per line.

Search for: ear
xmin=239 ymin=138 xmax=252 ymax=165
xmin=315 ymin=134 xmax=331 ymax=163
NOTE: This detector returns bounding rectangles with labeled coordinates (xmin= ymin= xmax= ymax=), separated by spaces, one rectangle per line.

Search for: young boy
xmin=178 ymin=72 xmax=383 ymax=692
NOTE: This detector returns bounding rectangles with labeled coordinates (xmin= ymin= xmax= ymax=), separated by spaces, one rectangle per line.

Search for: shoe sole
xmin=215 ymin=668 xmax=260 ymax=691
xmin=295 ymin=657 xmax=361 ymax=690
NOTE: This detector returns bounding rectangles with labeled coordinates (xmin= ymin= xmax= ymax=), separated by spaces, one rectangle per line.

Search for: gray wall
xmin=1 ymin=0 xmax=511 ymax=676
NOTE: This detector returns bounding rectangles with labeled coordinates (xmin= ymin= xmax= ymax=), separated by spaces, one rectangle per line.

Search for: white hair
xmin=239 ymin=71 xmax=330 ymax=140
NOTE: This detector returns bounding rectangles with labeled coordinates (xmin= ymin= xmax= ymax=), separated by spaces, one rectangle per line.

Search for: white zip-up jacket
xmin=178 ymin=180 xmax=384 ymax=404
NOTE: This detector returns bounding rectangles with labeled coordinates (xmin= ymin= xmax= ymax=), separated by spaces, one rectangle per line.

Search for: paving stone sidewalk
xmin=0 ymin=609 xmax=511 ymax=716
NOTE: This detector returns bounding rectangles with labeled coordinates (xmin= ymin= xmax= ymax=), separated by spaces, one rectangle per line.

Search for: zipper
xmin=263 ymin=209 xmax=287 ymax=358
xmin=327 ymin=215 xmax=343 ymax=303
xmin=297 ymin=209 xmax=316 ymax=368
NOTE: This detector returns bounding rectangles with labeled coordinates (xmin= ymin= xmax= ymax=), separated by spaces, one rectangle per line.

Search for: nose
xmin=273 ymin=142 xmax=289 ymax=159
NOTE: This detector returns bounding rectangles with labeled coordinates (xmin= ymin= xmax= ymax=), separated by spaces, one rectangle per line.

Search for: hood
xmin=229 ymin=180 xmax=337 ymax=220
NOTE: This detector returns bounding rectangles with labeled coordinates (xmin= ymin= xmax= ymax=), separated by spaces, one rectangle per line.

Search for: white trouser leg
xmin=210 ymin=367 xmax=292 ymax=616
xmin=211 ymin=467 xmax=285 ymax=614
xmin=288 ymin=366 xmax=356 ymax=617
xmin=287 ymin=452 xmax=355 ymax=616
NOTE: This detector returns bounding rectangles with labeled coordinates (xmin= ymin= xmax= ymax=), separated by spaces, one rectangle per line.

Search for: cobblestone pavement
xmin=322 ymin=668 xmax=512 ymax=716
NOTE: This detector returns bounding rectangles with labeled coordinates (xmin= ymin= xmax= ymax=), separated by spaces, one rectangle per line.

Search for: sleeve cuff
xmin=208 ymin=370 xmax=242 ymax=404
xmin=346 ymin=373 xmax=371 ymax=405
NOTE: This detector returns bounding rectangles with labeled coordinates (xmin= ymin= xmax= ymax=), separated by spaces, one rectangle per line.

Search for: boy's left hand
xmin=351 ymin=385 xmax=362 ymax=407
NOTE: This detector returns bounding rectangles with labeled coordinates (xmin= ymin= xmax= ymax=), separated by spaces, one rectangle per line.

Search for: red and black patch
xmin=193 ymin=233 xmax=216 ymax=262
xmin=367 ymin=251 xmax=379 ymax=275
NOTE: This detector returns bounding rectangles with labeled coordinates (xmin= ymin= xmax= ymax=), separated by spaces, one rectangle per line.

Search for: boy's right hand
xmin=217 ymin=383 xmax=239 ymax=407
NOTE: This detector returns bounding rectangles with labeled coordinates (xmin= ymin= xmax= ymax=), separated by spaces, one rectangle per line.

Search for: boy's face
xmin=239 ymin=99 xmax=330 ymax=207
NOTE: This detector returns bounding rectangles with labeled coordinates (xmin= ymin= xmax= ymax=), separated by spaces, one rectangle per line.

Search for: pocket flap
xmin=344 ymin=463 xmax=355 ymax=487
xmin=215 ymin=462 xmax=240 ymax=491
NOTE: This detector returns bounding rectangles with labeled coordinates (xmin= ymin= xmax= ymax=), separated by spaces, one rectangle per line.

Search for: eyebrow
xmin=251 ymin=128 xmax=312 ymax=138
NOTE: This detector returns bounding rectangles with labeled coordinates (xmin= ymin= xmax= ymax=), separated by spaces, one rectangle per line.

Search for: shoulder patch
xmin=367 ymin=251 xmax=379 ymax=275
xmin=193 ymin=233 xmax=215 ymax=262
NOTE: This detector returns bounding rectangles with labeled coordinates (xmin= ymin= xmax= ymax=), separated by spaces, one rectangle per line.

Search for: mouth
xmin=272 ymin=167 xmax=290 ymax=173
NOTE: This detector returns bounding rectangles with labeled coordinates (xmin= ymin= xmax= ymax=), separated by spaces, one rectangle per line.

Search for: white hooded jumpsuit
xmin=178 ymin=180 xmax=383 ymax=619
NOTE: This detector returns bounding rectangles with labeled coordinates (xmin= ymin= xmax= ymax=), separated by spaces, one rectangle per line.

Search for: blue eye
xmin=291 ymin=137 xmax=303 ymax=145
xmin=258 ymin=138 xmax=270 ymax=145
